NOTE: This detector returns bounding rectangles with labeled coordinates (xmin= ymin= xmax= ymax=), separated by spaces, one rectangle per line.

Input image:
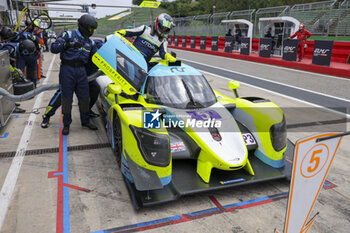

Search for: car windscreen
xmin=144 ymin=75 xmax=217 ymax=109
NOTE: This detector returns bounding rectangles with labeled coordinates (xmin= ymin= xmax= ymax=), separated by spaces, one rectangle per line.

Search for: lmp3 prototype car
xmin=93 ymin=34 xmax=294 ymax=209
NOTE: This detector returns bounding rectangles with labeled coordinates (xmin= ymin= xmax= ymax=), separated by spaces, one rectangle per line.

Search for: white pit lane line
xmin=200 ymin=69 xmax=350 ymax=119
xmin=0 ymin=54 xmax=57 ymax=230
xmin=174 ymin=48 xmax=348 ymax=81
xmin=180 ymin=58 xmax=350 ymax=117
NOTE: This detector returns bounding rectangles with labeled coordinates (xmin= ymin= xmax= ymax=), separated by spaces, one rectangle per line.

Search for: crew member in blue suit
xmin=41 ymin=39 xmax=104 ymax=128
xmin=0 ymin=34 xmax=36 ymax=113
xmin=4 ymin=21 xmax=41 ymax=87
xmin=51 ymin=14 xmax=98 ymax=135
xmin=116 ymin=13 xmax=176 ymax=64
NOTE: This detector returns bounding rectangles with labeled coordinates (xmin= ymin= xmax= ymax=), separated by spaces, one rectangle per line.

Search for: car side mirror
xmin=107 ymin=83 xmax=122 ymax=95
xmin=228 ymin=80 xmax=240 ymax=98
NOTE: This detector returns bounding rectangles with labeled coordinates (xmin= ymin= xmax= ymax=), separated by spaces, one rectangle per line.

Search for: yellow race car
xmin=93 ymin=34 xmax=293 ymax=209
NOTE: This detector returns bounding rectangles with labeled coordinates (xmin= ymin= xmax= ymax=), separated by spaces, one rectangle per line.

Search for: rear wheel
xmin=113 ymin=112 xmax=122 ymax=167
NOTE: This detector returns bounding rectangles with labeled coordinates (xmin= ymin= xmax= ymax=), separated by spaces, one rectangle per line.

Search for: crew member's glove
xmin=11 ymin=66 xmax=29 ymax=83
xmin=165 ymin=53 xmax=177 ymax=62
xmin=63 ymin=41 xmax=82 ymax=50
xmin=116 ymin=30 xmax=126 ymax=36
xmin=288 ymin=37 xmax=291 ymax=39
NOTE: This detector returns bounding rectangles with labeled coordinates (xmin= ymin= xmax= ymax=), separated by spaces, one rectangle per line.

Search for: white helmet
xmin=155 ymin=13 xmax=175 ymax=37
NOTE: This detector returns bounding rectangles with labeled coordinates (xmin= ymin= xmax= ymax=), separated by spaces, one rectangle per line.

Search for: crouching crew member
xmin=16 ymin=20 xmax=41 ymax=87
xmin=0 ymin=36 xmax=36 ymax=113
xmin=51 ymin=14 xmax=98 ymax=135
xmin=1 ymin=23 xmax=41 ymax=87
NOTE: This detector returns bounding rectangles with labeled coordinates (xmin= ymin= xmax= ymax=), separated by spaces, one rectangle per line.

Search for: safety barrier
xmin=169 ymin=35 xmax=350 ymax=63
xmin=168 ymin=35 xmax=350 ymax=78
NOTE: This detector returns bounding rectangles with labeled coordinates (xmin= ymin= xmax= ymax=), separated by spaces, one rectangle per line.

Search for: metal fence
xmin=171 ymin=1 xmax=350 ymax=38
xmin=230 ymin=9 xmax=255 ymax=22
xmin=254 ymin=6 xmax=290 ymax=35
xmin=173 ymin=10 xmax=255 ymax=36
xmin=209 ymin=12 xmax=230 ymax=35
xmin=290 ymin=0 xmax=337 ymax=36
xmin=335 ymin=0 xmax=350 ymax=36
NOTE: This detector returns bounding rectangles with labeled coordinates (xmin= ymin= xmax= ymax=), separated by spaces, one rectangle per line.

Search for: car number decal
xmin=243 ymin=133 xmax=256 ymax=145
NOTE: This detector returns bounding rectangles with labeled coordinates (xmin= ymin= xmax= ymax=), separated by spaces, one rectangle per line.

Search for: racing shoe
xmin=89 ymin=110 xmax=100 ymax=118
xmin=62 ymin=125 xmax=70 ymax=135
xmin=13 ymin=106 xmax=25 ymax=113
xmin=82 ymin=122 xmax=98 ymax=131
xmin=41 ymin=115 xmax=50 ymax=128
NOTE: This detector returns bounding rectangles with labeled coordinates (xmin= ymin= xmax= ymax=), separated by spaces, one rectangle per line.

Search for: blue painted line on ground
xmin=0 ymin=132 xmax=9 ymax=139
xmin=223 ymin=196 xmax=270 ymax=209
xmin=186 ymin=207 xmax=220 ymax=217
xmin=90 ymin=192 xmax=284 ymax=233
xmin=92 ymin=186 xmax=338 ymax=233
xmin=53 ymin=172 xmax=63 ymax=176
xmin=11 ymin=115 xmax=19 ymax=118
xmin=91 ymin=215 xmax=184 ymax=233
xmin=63 ymin=135 xmax=70 ymax=233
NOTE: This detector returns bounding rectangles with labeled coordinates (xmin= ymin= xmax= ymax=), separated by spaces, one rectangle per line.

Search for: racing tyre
xmin=113 ymin=112 xmax=122 ymax=168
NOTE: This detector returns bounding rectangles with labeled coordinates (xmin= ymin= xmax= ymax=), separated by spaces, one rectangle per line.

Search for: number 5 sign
xmin=283 ymin=133 xmax=343 ymax=233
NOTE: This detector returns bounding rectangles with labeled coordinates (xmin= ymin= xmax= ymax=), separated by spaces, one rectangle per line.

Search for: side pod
xmin=233 ymin=97 xmax=287 ymax=168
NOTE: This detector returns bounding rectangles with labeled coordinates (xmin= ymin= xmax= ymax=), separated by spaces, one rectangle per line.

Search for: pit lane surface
xmin=0 ymin=51 xmax=349 ymax=233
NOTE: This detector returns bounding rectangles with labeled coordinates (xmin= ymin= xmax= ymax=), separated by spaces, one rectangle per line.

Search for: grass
xmin=310 ymin=36 xmax=350 ymax=41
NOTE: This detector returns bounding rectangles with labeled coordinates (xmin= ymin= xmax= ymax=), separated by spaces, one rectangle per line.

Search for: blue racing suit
xmin=51 ymin=29 xmax=97 ymax=126
xmin=14 ymin=32 xmax=40 ymax=86
xmin=0 ymin=42 xmax=19 ymax=67
xmin=44 ymin=39 xmax=103 ymax=119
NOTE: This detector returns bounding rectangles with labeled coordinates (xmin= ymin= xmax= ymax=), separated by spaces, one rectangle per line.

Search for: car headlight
xmin=270 ymin=115 xmax=287 ymax=152
xmin=130 ymin=126 xmax=170 ymax=167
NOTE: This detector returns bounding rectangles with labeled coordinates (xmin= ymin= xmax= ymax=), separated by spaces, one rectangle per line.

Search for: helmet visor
xmin=162 ymin=20 xmax=173 ymax=29
xmin=160 ymin=25 xmax=170 ymax=33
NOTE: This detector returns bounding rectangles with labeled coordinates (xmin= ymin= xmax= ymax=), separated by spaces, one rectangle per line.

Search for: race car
xmin=93 ymin=34 xmax=294 ymax=209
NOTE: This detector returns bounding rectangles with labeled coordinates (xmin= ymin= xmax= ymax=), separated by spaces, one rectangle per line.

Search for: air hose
xmin=0 ymin=70 xmax=104 ymax=102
